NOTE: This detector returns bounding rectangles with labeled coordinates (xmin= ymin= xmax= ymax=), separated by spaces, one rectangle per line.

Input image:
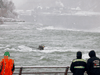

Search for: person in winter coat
xmin=0 ymin=51 xmax=15 ymax=75
xmin=70 ymin=51 xmax=87 ymax=75
xmin=87 ymin=50 xmax=100 ymax=75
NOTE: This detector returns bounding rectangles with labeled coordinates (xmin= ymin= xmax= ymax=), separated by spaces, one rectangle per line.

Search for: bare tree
xmin=0 ymin=0 xmax=17 ymax=18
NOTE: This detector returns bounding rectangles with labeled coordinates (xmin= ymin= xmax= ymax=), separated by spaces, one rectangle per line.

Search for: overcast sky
xmin=12 ymin=0 xmax=100 ymax=12
xmin=12 ymin=0 xmax=26 ymax=9
xmin=11 ymin=0 xmax=100 ymax=30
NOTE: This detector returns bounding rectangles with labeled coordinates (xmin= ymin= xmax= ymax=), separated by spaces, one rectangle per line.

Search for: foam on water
xmin=5 ymin=45 xmax=95 ymax=54
xmin=36 ymin=25 xmax=100 ymax=33
xmin=82 ymin=53 xmax=89 ymax=59
xmin=36 ymin=26 xmax=53 ymax=30
xmin=18 ymin=45 xmax=33 ymax=52
xmin=1 ymin=22 xmax=100 ymax=67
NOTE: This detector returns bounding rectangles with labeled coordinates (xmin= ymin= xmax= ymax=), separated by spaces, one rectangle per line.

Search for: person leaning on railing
xmin=0 ymin=51 xmax=15 ymax=75
xmin=70 ymin=51 xmax=87 ymax=75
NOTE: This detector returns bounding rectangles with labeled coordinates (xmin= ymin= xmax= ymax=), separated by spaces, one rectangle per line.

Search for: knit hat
xmin=4 ymin=51 xmax=10 ymax=57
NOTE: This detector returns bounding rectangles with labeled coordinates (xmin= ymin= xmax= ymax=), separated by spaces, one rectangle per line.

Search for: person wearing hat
xmin=70 ymin=51 xmax=87 ymax=75
xmin=87 ymin=50 xmax=100 ymax=75
xmin=38 ymin=45 xmax=45 ymax=50
xmin=0 ymin=51 xmax=15 ymax=75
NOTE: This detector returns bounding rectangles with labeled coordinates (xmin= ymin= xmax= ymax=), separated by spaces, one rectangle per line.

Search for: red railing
xmin=13 ymin=66 xmax=70 ymax=75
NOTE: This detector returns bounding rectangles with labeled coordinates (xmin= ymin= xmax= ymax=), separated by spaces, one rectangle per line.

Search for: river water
xmin=0 ymin=21 xmax=100 ymax=74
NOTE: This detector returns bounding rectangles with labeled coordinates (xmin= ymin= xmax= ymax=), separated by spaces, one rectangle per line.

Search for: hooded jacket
xmin=70 ymin=51 xmax=86 ymax=75
xmin=87 ymin=50 xmax=100 ymax=75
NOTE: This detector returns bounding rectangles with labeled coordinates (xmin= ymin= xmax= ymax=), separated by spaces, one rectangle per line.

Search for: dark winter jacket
xmin=87 ymin=50 xmax=100 ymax=75
xmin=70 ymin=51 xmax=87 ymax=75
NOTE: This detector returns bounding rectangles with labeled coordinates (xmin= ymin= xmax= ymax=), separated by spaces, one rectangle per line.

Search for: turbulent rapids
xmin=0 ymin=22 xmax=100 ymax=74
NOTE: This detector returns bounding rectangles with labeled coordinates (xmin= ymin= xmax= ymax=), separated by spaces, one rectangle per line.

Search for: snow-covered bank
xmin=0 ymin=17 xmax=25 ymax=24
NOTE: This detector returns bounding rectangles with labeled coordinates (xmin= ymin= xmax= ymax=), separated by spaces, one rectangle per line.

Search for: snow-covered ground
xmin=0 ymin=17 xmax=25 ymax=23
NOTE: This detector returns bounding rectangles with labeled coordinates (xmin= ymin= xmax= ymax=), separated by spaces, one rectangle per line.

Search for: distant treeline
xmin=0 ymin=0 xmax=17 ymax=18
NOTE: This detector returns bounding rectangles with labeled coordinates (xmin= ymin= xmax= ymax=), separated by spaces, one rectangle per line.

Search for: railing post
xmin=65 ymin=67 xmax=69 ymax=75
xmin=19 ymin=67 xmax=23 ymax=75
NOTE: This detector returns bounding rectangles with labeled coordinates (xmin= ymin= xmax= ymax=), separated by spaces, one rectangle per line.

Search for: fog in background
xmin=11 ymin=0 xmax=27 ymax=9
xmin=12 ymin=0 xmax=100 ymax=11
xmin=10 ymin=0 xmax=100 ymax=30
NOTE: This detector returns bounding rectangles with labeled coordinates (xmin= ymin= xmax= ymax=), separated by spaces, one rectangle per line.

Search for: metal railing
xmin=13 ymin=66 xmax=70 ymax=75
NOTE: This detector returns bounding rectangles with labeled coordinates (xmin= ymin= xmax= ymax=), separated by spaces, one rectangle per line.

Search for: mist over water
xmin=19 ymin=12 xmax=100 ymax=31
xmin=0 ymin=22 xmax=100 ymax=68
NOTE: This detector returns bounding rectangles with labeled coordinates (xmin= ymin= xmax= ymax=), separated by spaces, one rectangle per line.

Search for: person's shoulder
xmin=87 ymin=58 xmax=90 ymax=61
xmin=72 ymin=59 xmax=77 ymax=62
xmin=81 ymin=59 xmax=86 ymax=62
xmin=90 ymin=57 xmax=99 ymax=60
xmin=8 ymin=58 xmax=14 ymax=63
xmin=72 ymin=59 xmax=86 ymax=62
xmin=87 ymin=58 xmax=93 ymax=63
xmin=11 ymin=58 xmax=14 ymax=62
xmin=11 ymin=59 xmax=14 ymax=64
xmin=12 ymin=59 xmax=14 ymax=63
